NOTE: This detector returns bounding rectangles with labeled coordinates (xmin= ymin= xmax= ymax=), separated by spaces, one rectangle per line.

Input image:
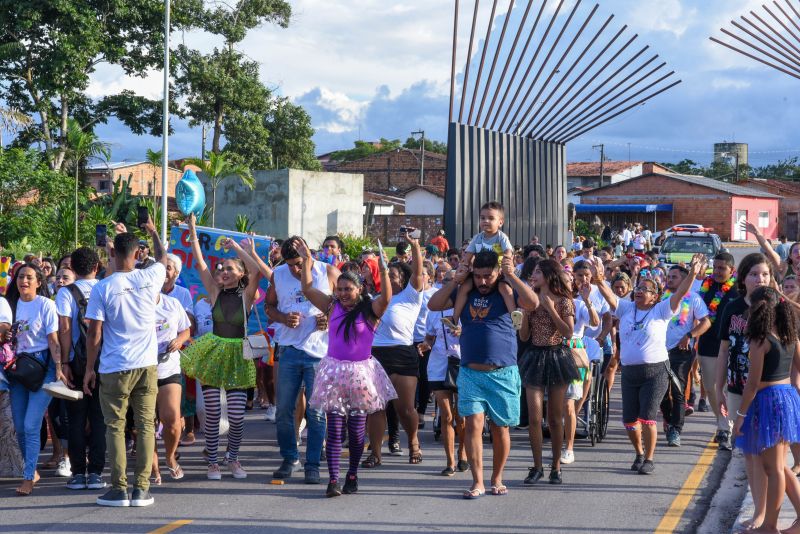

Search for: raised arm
xmin=372 ymin=260 xmax=392 ymax=318
xmin=142 ymin=216 xmax=167 ymax=267
xmin=222 ymin=237 xmax=262 ymax=308
xmin=744 ymin=220 xmax=781 ymax=274
xmin=670 ymin=254 xmax=704 ymax=312
xmin=579 ymin=282 xmax=600 ymax=328
xmin=293 ymin=239 xmax=334 ymax=312
xmin=428 ymin=264 xmax=468 ymax=311
xmin=590 ymin=262 xmax=619 ymax=311
xmin=186 ymin=214 xmax=218 ymax=301
xmin=405 ymin=228 xmax=425 ymax=291
xmin=502 ymin=256 xmax=538 ymax=311
xmin=245 ymin=232 xmax=273 ymax=280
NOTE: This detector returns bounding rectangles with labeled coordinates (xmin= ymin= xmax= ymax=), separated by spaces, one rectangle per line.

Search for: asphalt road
xmin=1 ymin=380 xmax=735 ymax=534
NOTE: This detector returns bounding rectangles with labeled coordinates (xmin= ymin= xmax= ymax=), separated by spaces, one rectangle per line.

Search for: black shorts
xmin=428 ymin=381 xmax=454 ymax=392
xmin=157 ymin=373 xmax=182 ymax=388
xmin=373 ymin=345 xmax=419 ymax=378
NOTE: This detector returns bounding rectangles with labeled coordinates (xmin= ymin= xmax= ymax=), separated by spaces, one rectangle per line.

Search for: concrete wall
xmin=405 ymin=189 xmax=444 ymax=215
xmin=205 ymin=169 xmax=363 ymax=246
xmin=730 ymin=196 xmax=779 ymax=240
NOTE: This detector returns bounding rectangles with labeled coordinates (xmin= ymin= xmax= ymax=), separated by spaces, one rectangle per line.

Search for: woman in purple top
xmin=294 ymin=241 xmax=397 ymax=498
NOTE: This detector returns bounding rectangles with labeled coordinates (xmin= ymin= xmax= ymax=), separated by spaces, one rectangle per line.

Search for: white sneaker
xmin=56 ymin=457 xmax=72 ymax=477
xmin=264 ymin=405 xmax=276 ymax=423
xmin=296 ymin=418 xmax=307 ymax=446
xmin=207 ymin=463 xmax=222 ymax=480
xmin=560 ymin=449 xmax=575 ymax=464
xmin=228 ymin=460 xmax=247 ymax=479
xmin=43 ymin=380 xmax=83 ymax=401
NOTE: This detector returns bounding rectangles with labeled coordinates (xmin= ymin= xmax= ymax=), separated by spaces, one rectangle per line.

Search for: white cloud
xmin=711 ymin=77 xmax=751 ymax=90
xmin=626 ymin=0 xmax=698 ymax=38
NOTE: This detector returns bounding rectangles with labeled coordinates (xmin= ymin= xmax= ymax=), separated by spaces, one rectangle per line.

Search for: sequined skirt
xmin=736 ymin=384 xmax=800 ymax=455
xmin=309 ymin=356 xmax=398 ymax=416
xmin=180 ymin=333 xmax=256 ymax=390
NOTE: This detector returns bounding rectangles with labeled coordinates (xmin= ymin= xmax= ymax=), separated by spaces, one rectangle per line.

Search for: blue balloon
xmin=175 ymin=169 xmax=206 ymax=218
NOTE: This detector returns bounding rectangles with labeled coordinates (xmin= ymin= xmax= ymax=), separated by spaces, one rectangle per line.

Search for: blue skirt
xmin=735 ymin=384 xmax=800 ymax=455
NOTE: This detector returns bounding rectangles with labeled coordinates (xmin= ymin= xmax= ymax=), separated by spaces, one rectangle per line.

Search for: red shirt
xmin=430 ymin=236 xmax=449 ymax=254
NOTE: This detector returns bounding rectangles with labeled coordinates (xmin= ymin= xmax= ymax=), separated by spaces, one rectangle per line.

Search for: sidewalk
xmin=730 ymin=450 xmax=798 ymax=533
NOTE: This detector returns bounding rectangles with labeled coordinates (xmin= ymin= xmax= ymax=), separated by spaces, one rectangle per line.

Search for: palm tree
xmin=0 ymin=107 xmax=33 ymax=147
xmin=183 ymin=152 xmax=254 ymax=227
xmin=145 ymin=148 xmax=162 ymax=207
xmin=65 ymin=119 xmax=111 ymax=247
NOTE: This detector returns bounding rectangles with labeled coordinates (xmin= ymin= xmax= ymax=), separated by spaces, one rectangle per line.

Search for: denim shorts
xmin=457 ymin=365 xmax=521 ymax=427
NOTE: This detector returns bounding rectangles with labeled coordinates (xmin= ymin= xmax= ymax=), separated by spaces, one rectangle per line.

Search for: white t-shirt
xmin=86 ymin=263 xmax=166 ymax=374
xmin=614 ymin=298 xmax=676 ymax=365
xmin=373 ymin=282 xmax=424 ymax=347
xmin=413 ymin=287 xmax=438 ymax=342
xmin=583 ymin=285 xmax=610 ymax=339
xmin=622 ymin=229 xmax=632 ymax=247
xmin=193 ymin=298 xmax=213 ymax=337
xmin=155 ymin=294 xmax=191 ymax=380
xmin=55 ymin=279 xmax=99 ymax=361
xmin=0 ymin=296 xmax=12 ymax=324
xmin=425 ymin=309 xmax=460 ymax=382
xmin=573 ymin=298 xmax=591 ymax=337
xmin=664 ymin=292 xmax=709 ymax=351
xmin=14 ymin=296 xmax=58 ymax=354
xmin=466 ymin=230 xmax=513 ymax=255
xmin=163 ymin=284 xmax=194 ymax=316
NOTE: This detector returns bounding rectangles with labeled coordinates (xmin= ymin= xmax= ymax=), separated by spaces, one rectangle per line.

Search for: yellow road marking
xmin=654 ymin=438 xmax=717 ymax=533
xmin=148 ymin=520 xmax=193 ymax=534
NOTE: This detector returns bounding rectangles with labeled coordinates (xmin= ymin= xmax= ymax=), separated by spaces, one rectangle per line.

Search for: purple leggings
xmin=326 ymin=412 xmax=367 ymax=483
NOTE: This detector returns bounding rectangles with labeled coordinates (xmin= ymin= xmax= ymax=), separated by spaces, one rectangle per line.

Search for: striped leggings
xmin=326 ymin=412 xmax=367 ymax=483
xmin=202 ymin=386 xmax=248 ymax=464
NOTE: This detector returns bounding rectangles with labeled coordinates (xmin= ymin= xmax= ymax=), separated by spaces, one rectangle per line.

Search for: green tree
xmin=329 ymin=138 xmax=402 ymax=163
xmin=145 ymin=148 xmax=163 ymax=204
xmin=403 ymin=137 xmax=447 ymax=155
xmin=184 ymin=152 xmax=254 ymax=227
xmin=175 ymin=0 xmax=291 ymax=154
xmin=64 ymin=119 xmax=111 ymax=247
xmin=0 ymin=0 xmax=200 ymax=170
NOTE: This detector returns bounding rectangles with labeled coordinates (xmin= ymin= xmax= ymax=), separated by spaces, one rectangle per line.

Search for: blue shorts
xmin=457 ymin=365 xmax=521 ymax=427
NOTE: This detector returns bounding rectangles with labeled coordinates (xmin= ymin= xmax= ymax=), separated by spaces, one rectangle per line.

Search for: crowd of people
xmin=1 ymin=203 xmax=800 ymax=531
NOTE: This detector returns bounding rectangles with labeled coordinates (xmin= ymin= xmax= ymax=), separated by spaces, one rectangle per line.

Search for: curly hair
xmin=746 ymin=286 xmax=799 ymax=345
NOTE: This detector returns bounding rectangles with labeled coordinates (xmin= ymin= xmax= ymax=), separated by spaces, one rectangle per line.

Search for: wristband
xmin=736 ymin=410 xmax=747 ymax=417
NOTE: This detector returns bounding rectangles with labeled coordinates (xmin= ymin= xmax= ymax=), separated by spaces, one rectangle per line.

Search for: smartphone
xmin=95 ymin=224 xmax=107 ymax=247
xmin=398 ymin=226 xmax=421 ymax=239
xmin=137 ymin=206 xmax=149 ymax=227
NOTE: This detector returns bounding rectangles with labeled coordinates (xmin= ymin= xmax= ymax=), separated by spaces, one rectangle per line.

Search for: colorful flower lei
xmin=661 ymin=290 xmax=691 ymax=326
xmin=698 ymin=275 xmax=736 ymax=323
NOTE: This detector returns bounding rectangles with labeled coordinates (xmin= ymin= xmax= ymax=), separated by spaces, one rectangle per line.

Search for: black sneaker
xmin=524 ymin=467 xmax=544 ymax=484
xmin=713 ymin=429 xmax=723 ymax=443
xmin=272 ymin=458 xmax=300 ymax=479
xmin=549 ymin=468 xmax=562 ymax=485
xmin=326 ymin=481 xmax=342 ymax=498
xmin=130 ymin=487 xmax=154 ymax=507
xmin=698 ymin=399 xmax=709 ymax=412
xmin=96 ymin=488 xmax=130 ymax=507
xmin=86 ymin=473 xmax=106 ymax=490
xmin=456 ymin=460 xmax=469 ymax=472
xmin=718 ymin=431 xmax=733 ymax=451
xmin=638 ymin=460 xmax=655 ymax=475
xmin=440 ymin=466 xmax=456 ymax=476
xmin=631 ymin=454 xmax=645 ymax=471
xmin=342 ymin=474 xmax=359 ymax=494
xmin=304 ymin=467 xmax=321 ymax=485
xmin=388 ymin=441 xmax=402 ymax=456
xmin=66 ymin=474 xmax=87 ymax=490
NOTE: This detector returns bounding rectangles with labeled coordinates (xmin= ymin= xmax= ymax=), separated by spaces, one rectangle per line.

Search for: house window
xmin=759 ymin=211 xmax=769 ymax=228
xmin=99 ymin=180 xmax=110 ymax=192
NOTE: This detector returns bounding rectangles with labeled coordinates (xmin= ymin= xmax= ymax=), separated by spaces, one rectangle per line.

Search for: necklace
xmin=631 ymin=306 xmax=653 ymax=332
xmin=698 ymin=275 xmax=736 ymax=323
xmin=661 ymin=290 xmax=691 ymax=326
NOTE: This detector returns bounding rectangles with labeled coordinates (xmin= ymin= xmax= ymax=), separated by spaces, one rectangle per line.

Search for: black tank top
xmin=212 ymin=287 xmax=246 ymax=339
xmin=761 ymin=335 xmax=794 ymax=382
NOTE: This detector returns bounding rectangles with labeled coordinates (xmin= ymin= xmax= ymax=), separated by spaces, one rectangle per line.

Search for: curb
xmin=697 ymin=450 xmax=746 ymax=534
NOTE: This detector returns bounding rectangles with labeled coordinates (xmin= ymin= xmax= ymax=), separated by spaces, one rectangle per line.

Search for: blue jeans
xmin=9 ymin=351 xmax=55 ymax=480
xmin=276 ymin=346 xmax=326 ymax=469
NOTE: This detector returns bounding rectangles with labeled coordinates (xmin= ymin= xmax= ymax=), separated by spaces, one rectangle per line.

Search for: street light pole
xmin=160 ymin=0 xmax=170 ymax=243
xmin=412 ymin=130 xmax=425 ymax=186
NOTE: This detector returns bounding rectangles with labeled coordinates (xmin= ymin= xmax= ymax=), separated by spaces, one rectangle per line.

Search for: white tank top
xmin=272 ymin=260 xmax=329 ymax=358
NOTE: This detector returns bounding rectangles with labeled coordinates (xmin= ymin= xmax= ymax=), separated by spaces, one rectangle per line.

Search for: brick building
xmin=579 ymin=171 xmax=781 ymax=241
xmin=739 ymin=178 xmax=800 ymax=240
xmin=329 ymin=148 xmax=446 ymax=194
xmin=85 ymin=161 xmax=183 ymax=198
xmin=567 ymin=161 xmax=673 ymax=190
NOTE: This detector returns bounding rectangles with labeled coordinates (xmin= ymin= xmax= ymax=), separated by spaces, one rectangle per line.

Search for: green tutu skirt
xmin=181 ymin=333 xmax=256 ymax=390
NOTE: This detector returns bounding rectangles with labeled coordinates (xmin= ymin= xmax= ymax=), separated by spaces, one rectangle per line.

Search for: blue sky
xmin=90 ymin=0 xmax=800 ymax=168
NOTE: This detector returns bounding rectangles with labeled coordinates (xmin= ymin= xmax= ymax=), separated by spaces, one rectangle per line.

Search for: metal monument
xmin=445 ymin=0 xmax=681 ymax=246
xmin=710 ymin=0 xmax=800 ymax=80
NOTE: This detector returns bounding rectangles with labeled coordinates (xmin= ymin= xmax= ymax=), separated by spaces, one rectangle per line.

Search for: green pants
xmin=99 ymin=366 xmax=157 ymax=491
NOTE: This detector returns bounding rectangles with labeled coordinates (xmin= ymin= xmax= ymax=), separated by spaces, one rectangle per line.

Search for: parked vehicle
xmin=657 ymin=229 xmax=725 ymax=268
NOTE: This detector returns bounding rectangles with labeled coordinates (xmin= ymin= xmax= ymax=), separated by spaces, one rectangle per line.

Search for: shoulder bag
xmin=5 ymin=350 xmax=50 ymax=392
xmin=242 ymin=294 xmax=270 ymax=361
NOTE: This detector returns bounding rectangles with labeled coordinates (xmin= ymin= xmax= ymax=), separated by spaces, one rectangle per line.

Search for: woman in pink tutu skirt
xmin=294 ymin=241 xmax=397 ymax=498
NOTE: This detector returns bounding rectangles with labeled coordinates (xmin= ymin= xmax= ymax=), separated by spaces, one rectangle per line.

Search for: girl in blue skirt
xmin=734 ymin=286 xmax=800 ymax=533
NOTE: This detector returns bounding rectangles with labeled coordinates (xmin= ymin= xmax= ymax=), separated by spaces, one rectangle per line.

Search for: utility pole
xmin=593 ymin=143 xmax=605 ymax=186
xmin=412 ymin=130 xmax=425 ymax=186
xmin=201 ymin=124 xmax=206 ymax=160
xmin=160 ymin=0 xmax=170 ymax=243
xmin=734 ymin=152 xmax=740 ymax=183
